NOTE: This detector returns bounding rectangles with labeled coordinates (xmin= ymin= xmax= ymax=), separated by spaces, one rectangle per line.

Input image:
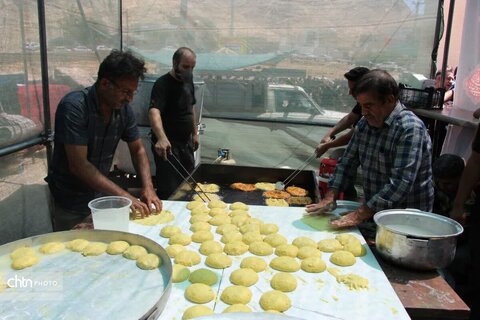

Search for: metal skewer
xmin=275 ymin=152 xmax=317 ymax=191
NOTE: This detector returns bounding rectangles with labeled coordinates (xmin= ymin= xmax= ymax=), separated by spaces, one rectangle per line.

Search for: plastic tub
xmin=88 ymin=196 xmax=132 ymax=232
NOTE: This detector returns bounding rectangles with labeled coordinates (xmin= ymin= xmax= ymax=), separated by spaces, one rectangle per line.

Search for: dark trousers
xmin=153 ymin=140 xmax=194 ymax=199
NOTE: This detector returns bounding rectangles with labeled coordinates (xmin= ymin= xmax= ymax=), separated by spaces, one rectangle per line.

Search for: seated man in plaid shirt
xmin=306 ymin=69 xmax=434 ymax=228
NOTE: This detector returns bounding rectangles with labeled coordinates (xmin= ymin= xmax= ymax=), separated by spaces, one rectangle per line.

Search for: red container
xmin=318 ymin=157 xmax=343 ymax=200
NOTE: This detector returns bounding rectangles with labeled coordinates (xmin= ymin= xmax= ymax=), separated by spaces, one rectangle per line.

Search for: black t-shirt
xmin=473 ymin=124 xmax=480 ymax=153
xmin=149 ymin=73 xmax=196 ymax=143
xmin=352 ymin=103 xmax=361 ymax=115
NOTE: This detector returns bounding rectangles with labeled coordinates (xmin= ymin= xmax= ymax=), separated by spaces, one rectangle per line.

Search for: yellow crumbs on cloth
xmin=327 ymin=267 xmax=368 ymax=290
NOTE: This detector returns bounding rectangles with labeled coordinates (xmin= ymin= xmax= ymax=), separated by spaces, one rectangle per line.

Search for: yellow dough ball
xmin=199 ymin=240 xmax=223 ymax=256
xmin=335 ymin=233 xmax=359 ymax=246
xmin=66 ymin=239 xmax=89 ymax=252
xmin=338 ymin=236 xmax=367 ymax=257
xmin=10 ymin=247 xmax=36 ymax=260
xmin=275 ymin=244 xmax=298 ymax=257
xmin=297 ymin=246 xmax=322 ymax=260
xmin=301 ymin=257 xmax=327 ymax=273
xmin=240 ymin=256 xmax=267 ymax=273
xmin=160 ymin=225 xmax=182 ymax=238
xmin=208 ymin=200 xmax=227 ymax=209
xmin=221 ymin=231 xmax=243 ymax=244
xmin=209 ymin=208 xmax=229 ymax=217
xmin=172 ymin=264 xmax=190 ymax=283
xmin=271 ymin=272 xmax=297 ymax=292
xmin=317 ymin=238 xmax=343 ymax=252
xmin=248 ymin=241 xmax=273 ymax=256
xmin=166 ymin=244 xmax=186 ymax=258
xmin=231 ymin=215 xmax=249 ymax=227
xmin=220 ymin=285 xmax=252 ymax=305
xmin=185 ymin=283 xmax=215 ymax=304
xmin=106 ymin=241 xmax=130 ymax=255
xmin=190 ymin=222 xmax=211 ymax=232
xmin=182 ymin=305 xmax=213 ymax=320
xmin=39 ymin=242 xmax=65 ymax=255
xmin=209 ymin=214 xmax=231 ymax=226
xmin=190 ymin=206 xmax=210 ymax=216
xmin=191 ymin=230 xmax=214 ymax=243
xmin=239 ymin=223 xmax=261 ymax=234
xmin=123 ymin=245 xmax=148 ymax=260
xmin=292 ymin=236 xmax=317 ymax=248
xmin=229 ymin=202 xmax=249 ymax=211
xmin=223 ymin=304 xmax=252 ymax=313
xmin=229 ymin=268 xmax=259 ymax=287
xmin=189 ymin=268 xmax=218 ymax=286
xmin=205 ymin=253 xmax=233 ymax=269
xmin=270 ymin=256 xmax=300 ymax=272
xmin=229 ymin=210 xmax=250 ymax=218
xmin=242 ymin=231 xmax=263 ymax=245
xmin=82 ymin=242 xmax=108 ymax=257
xmin=169 ymin=233 xmax=192 ymax=246
xmin=186 ymin=201 xmax=205 ymax=210
xmin=136 ymin=253 xmax=161 ymax=270
xmin=216 ymin=224 xmax=238 ymax=235
xmin=263 ymin=233 xmax=288 ymax=248
xmin=175 ymin=250 xmax=201 ymax=267
xmin=260 ymin=223 xmax=279 ymax=235
xmin=224 ymin=241 xmax=249 ymax=256
xmin=330 ymin=250 xmax=356 ymax=267
xmin=259 ymin=290 xmax=291 ymax=312
xmin=11 ymin=255 xmax=39 ymax=270
xmin=189 ymin=214 xmax=210 ymax=224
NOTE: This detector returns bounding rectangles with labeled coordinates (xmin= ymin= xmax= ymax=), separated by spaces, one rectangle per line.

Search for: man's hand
xmin=305 ymin=190 xmax=336 ymax=215
xmin=128 ymin=196 xmax=151 ymax=218
xmin=450 ymin=205 xmax=467 ymax=226
xmin=320 ymin=134 xmax=334 ymax=144
xmin=140 ymin=187 xmax=163 ymax=214
xmin=154 ymin=138 xmax=171 ymax=160
xmin=330 ymin=205 xmax=374 ymax=228
xmin=192 ymin=134 xmax=200 ymax=151
xmin=315 ymin=143 xmax=328 ymax=158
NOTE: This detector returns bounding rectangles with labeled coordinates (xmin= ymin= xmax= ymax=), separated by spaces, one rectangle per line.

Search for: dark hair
xmin=435 ymin=67 xmax=454 ymax=78
xmin=433 ymin=154 xmax=465 ymax=179
xmin=172 ymin=47 xmax=196 ymax=64
xmin=97 ymin=49 xmax=146 ymax=82
xmin=344 ymin=67 xmax=370 ymax=82
xmin=353 ymin=69 xmax=399 ymax=102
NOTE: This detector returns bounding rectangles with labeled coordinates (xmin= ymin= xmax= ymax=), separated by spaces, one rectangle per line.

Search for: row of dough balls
xmin=9 ymin=239 xmax=161 ymax=271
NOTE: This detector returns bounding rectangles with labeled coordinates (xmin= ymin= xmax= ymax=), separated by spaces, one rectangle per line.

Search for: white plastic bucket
xmin=88 ymin=196 xmax=132 ymax=232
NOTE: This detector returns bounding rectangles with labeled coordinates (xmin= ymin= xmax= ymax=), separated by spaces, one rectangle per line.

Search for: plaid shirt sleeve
xmin=366 ymin=122 xmax=427 ymax=211
xmin=329 ymin=127 xmax=361 ymax=192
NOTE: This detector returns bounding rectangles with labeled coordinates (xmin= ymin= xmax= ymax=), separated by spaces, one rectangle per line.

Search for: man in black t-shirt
xmin=149 ymin=47 xmax=198 ymax=199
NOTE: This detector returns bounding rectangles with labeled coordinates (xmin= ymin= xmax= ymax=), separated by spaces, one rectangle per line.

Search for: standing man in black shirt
xmin=149 ymin=47 xmax=198 ymax=199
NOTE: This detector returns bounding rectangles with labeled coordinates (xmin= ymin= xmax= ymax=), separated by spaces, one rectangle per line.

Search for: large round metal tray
xmin=0 ymin=230 xmax=172 ymax=320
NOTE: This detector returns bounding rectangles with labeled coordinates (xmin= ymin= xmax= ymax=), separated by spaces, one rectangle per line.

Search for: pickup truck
xmin=113 ymin=76 xmax=346 ymax=174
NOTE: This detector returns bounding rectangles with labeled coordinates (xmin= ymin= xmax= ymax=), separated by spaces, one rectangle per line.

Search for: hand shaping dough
xmin=301 ymin=257 xmax=327 ymax=273
xmin=248 ymin=241 xmax=273 ymax=256
xmin=106 ymin=241 xmax=130 ymax=255
xmin=220 ymin=285 xmax=252 ymax=305
xmin=160 ymin=225 xmax=181 ymax=238
xmin=136 ymin=253 xmax=161 ymax=270
xmin=229 ymin=268 xmax=259 ymax=287
xmin=292 ymin=236 xmax=317 ymax=248
xmin=330 ymin=250 xmax=356 ymax=267
xmin=223 ymin=241 xmax=249 ymax=256
xmin=168 ymin=233 xmax=192 ymax=246
xmin=240 ymin=256 xmax=267 ymax=272
xmin=66 ymin=239 xmax=89 ymax=252
xmin=317 ymin=238 xmax=343 ymax=252
xmin=270 ymin=272 xmax=297 ymax=292
xmin=82 ymin=242 xmax=108 ymax=256
xmin=189 ymin=268 xmax=218 ymax=286
xmin=191 ymin=230 xmax=214 ymax=243
xmin=172 ymin=264 xmax=190 ymax=283
xmin=10 ymin=247 xmax=36 ymax=260
xmin=270 ymin=256 xmax=300 ymax=272
xmin=122 ymin=245 xmax=148 ymax=260
xmin=199 ymin=240 xmax=223 ymax=256
xmin=229 ymin=202 xmax=249 ymax=211
xmin=175 ymin=250 xmax=202 ymax=267
xmin=242 ymin=231 xmax=263 ymax=245
xmin=185 ymin=283 xmax=215 ymax=303
xmin=275 ymin=244 xmax=298 ymax=258
xmin=260 ymin=223 xmax=279 ymax=235
xmin=182 ymin=305 xmax=213 ymax=320
xmin=259 ymin=290 xmax=291 ymax=312
xmin=166 ymin=244 xmax=186 ymax=258
xmin=190 ymin=222 xmax=211 ymax=232
xmin=297 ymin=246 xmax=321 ymax=260
xmin=263 ymin=233 xmax=288 ymax=248
xmin=39 ymin=242 xmax=65 ymax=255
xmin=11 ymin=255 xmax=39 ymax=270
xmin=205 ymin=253 xmax=232 ymax=269
xmin=223 ymin=304 xmax=252 ymax=313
